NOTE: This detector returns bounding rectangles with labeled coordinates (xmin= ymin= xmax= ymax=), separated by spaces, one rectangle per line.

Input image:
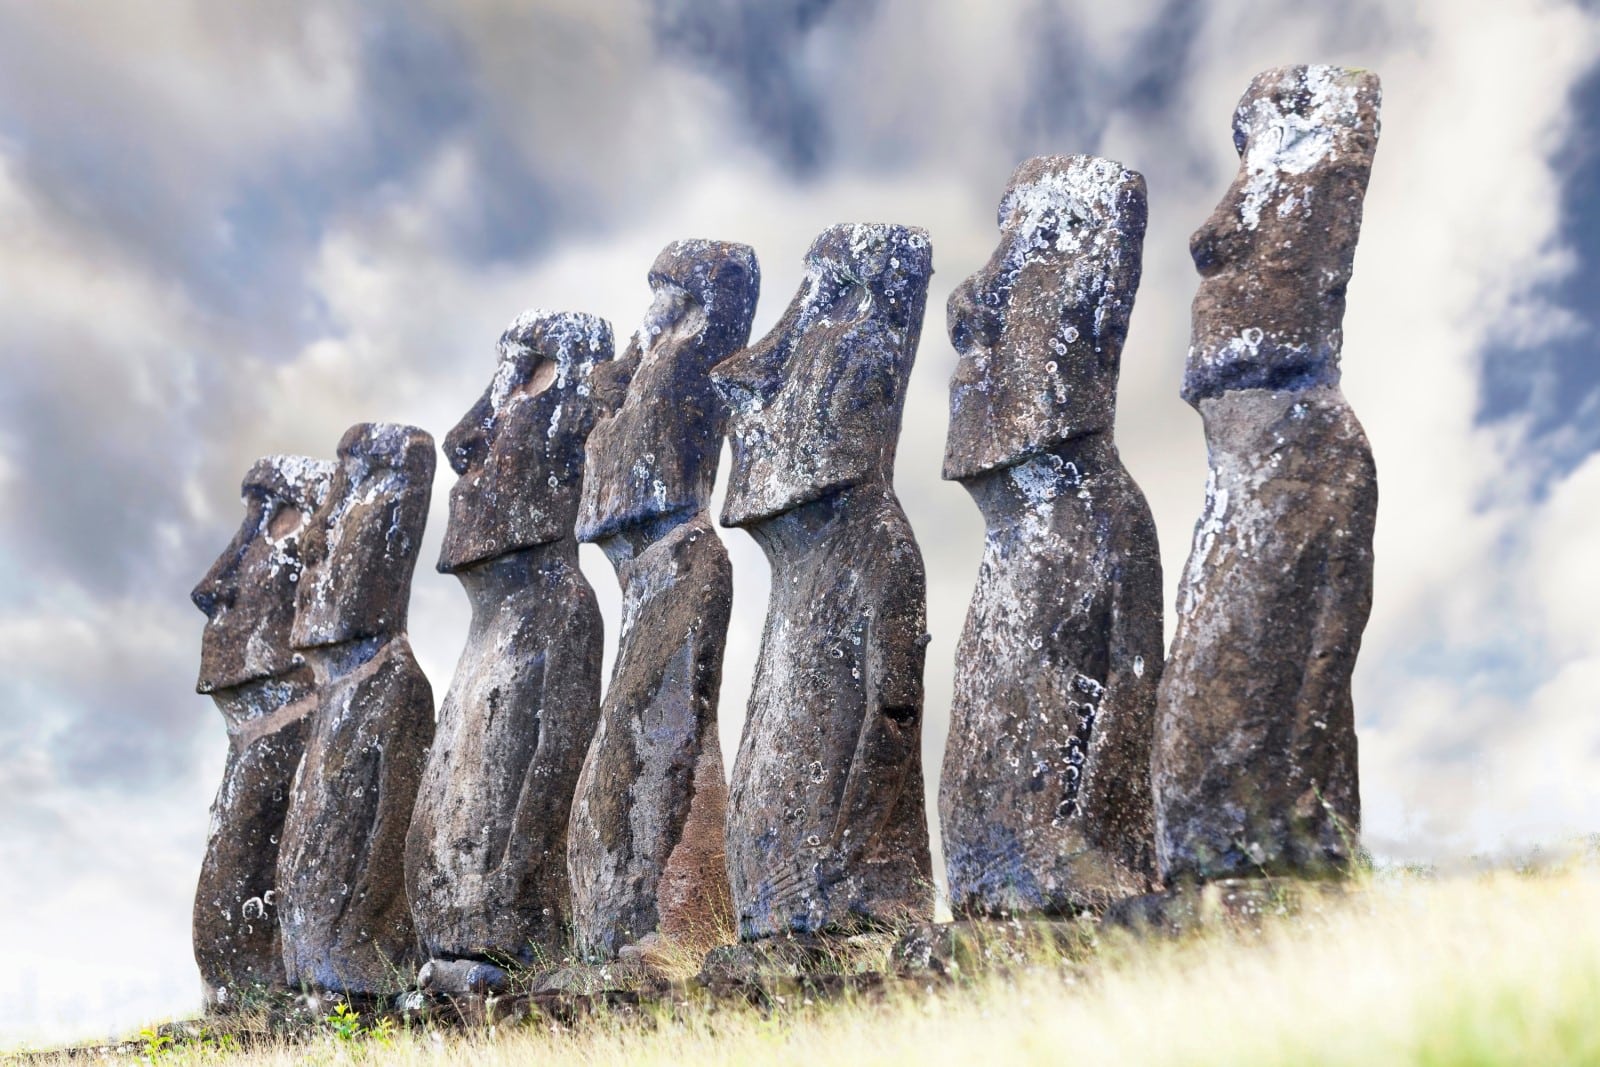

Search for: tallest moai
xmin=1154 ymin=66 xmax=1381 ymax=882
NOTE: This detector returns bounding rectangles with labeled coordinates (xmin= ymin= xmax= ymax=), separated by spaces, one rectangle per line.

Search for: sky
xmin=1 ymin=0 xmax=1598 ymax=1047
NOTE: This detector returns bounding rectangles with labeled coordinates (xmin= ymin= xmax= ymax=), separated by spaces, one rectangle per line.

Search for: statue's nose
xmin=190 ymin=584 xmax=218 ymax=616
xmin=711 ymin=334 xmax=783 ymax=407
xmin=947 ymin=276 xmax=1001 ymax=354
xmin=444 ymin=392 xmax=493 ymax=476
xmin=1189 ymin=204 xmax=1242 ymax=278
xmin=192 ymin=522 xmax=251 ymax=617
xmin=191 ymin=559 xmax=235 ymax=617
xmin=714 ymin=346 xmax=759 ymax=389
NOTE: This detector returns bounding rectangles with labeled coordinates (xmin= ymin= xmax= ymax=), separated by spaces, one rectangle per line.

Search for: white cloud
xmin=1328 ymin=0 xmax=1600 ymax=855
xmin=1528 ymin=452 xmax=1600 ymax=658
xmin=0 ymin=4 xmax=358 ymax=180
xmin=0 ymin=603 xmax=219 ymax=1046
xmin=0 ymin=786 xmax=210 ymax=1047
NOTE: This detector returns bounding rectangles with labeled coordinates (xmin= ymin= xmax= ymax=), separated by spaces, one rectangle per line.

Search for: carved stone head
xmin=192 ymin=456 xmax=333 ymax=694
xmin=944 ymin=155 xmax=1146 ymax=481
xmin=576 ymin=241 xmax=759 ymax=543
xmin=1185 ymin=65 xmax=1381 ymax=404
xmin=713 ymin=223 xmax=931 ymax=527
xmin=438 ymin=310 xmax=613 ymax=572
xmin=291 ymin=423 xmax=435 ymax=649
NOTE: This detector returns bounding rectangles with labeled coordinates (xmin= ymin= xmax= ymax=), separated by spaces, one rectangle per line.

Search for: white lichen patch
xmin=1236 ymin=66 xmax=1363 ymax=230
xmin=1178 ymin=469 xmax=1229 ymax=618
xmin=998 ymin=155 xmax=1133 ymax=254
xmin=265 ymin=454 xmax=335 ymax=501
xmin=987 ymin=155 xmax=1142 ymax=371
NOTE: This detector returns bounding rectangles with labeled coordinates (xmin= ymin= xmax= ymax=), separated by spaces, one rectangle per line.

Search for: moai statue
xmin=191 ymin=456 xmax=332 ymax=1006
xmin=276 ymin=423 xmax=436 ymax=995
xmin=711 ymin=224 xmax=934 ymax=939
xmin=1153 ymin=66 xmax=1381 ymax=883
xmin=939 ymin=156 xmax=1164 ymax=917
xmin=404 ymin=311 xmax=610 ymax=974
xmin=568 ymin=241 xmax=759 ymax=960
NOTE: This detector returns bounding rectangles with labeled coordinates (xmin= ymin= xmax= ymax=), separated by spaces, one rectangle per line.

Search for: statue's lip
xmin=576 ymin=500 xmax=702 ymax=545
xmin=719 ymin=475 xmax=868 ymax=529
xmin=437 ymin=533 xmax=566 ymax=574
xmin=289 ymin=629 xmax=387 ymax=652
xmin=195 ymin=661 xmax=300 ymax=696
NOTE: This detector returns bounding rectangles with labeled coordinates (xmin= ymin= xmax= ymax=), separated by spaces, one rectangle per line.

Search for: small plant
xmin=323 ymin=1000 xmax=397 ymax=1047
xmin=131 ymin=1021 xmax=243 ymax=1062
xmin=207 ymin=1029 xmax=241 ymax=1055
xmin=324 ymin=1001 xmax=365 ymax=1043
xmin=138 ymin=1025 xmax=173 ymax=1063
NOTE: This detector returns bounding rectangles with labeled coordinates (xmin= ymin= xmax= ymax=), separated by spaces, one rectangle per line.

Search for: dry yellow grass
xmin=17 ymin=862 xmax=1600 ymax=1066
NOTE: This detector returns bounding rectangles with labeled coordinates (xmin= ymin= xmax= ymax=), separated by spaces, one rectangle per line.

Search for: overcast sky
xmin=2 ymin=0 xmax=1598 ymax=1046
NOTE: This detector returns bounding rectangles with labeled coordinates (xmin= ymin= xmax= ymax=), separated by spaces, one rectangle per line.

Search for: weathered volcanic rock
xmin=576 ymin=241 xmax=759 ymax=541
xmin=191 ymin=455 xmax=332 ymax=1006
xmin=939 ymin=156 xmax=1163 ymax=917
xmin=712 ymin=223 xmax=935 ymax=939
xmin=404 ymin=311 xmax=610 ymax=968
xmin=277 ymin=423 xmax=436 ymax=995
xmin=1102 ymin=877 xmax=1350 ymax=939
xmin=893 ymin=918 xmax=1096 ymax=978
xmin=1153 ymin=65 xmax=1381 ymax=882
xmin=417 ymin=958 xmax=509 ymax=997
xmin=568 ymin=241 xmax=759 ymax=960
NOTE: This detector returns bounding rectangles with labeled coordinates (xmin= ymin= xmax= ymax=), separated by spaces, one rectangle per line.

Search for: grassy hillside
xmin=16 ymin=860 xmax=1600 ymax=1065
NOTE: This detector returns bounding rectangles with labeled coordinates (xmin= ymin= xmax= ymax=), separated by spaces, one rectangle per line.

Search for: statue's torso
xmin=569 ymin=514 xmax=733 ymax=958
xmin=728 ymin=488 xmax=932 ymax=938
xmin=277 ymin=635 xmax=433 ymax=993
xmin=941 ymin=443 xmax=1163 ymax=914
xmin=407 ymin=545 xmax=602 ymax=963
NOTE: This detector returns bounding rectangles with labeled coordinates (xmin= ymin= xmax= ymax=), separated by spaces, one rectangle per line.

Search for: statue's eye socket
xmin=819 ymin=278 xmax=866 ymax=317
xmin=268 ymin=504 xmax=304 ymax=541
xmin=517 ymin=359 xmax=558 ymax=399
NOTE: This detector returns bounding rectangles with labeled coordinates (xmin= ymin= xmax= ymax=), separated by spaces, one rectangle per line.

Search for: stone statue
xmin=1153 ymin=65 xmax=1381 ymax=882
xmin=276 ymin=423 xmax=436 ymax=995
xmin=939 ymin=155 xmax=1164 ymax=917
xmin=191 ymin=455 xmax=332 ymax=1006
xmin=405 ymin=311 xmax=610 ymax=971
xmin=568 ymin=241 xmax=758 ymax=960
xmin=712 ymin=223 xmax=934 ymax=939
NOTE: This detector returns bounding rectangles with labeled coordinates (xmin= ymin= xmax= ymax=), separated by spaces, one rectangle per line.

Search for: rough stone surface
xmin=1181 ymin=66 xmax=1383 ymax=405
xmin=576 ymin=240 xmax=759 ymax=542
xmin=193 ymin=457 xmax=335 ymax=693
xmin=191 ymin=456 xmax=333 ymax=1005
xmin=416 ymin=958 xmax=508 ymax=997
xmin=568 ymin=241 xmax=758 ymax=961
xmin=277 ymin=423 xmax=436 ymax=995
xmin=712 ymin=223 xmax=935 ymax=939
xmin=697 ymin=931 xmax=890 ymax=982
xmin=939 ymin=156 xmax=1164 ymax=917
xmin=405 ymin=311 xmax=611 ymax=968
xmin=892 ymin=919 xmax=1096 ymax=979
xmin=943 ymin=155 xmax=1145 ymax=474
xmin=527 ymin=959 xmax=662 ymax=997
xmin=1154 ymin=65 xmax=1381 ymax=882
xmin=1103 ymin=878 xmax=1350 ymax=938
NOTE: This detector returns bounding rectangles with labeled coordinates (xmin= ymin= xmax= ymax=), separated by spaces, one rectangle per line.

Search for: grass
xmin=13 ymin=861 xmax=1600 ymax=1065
